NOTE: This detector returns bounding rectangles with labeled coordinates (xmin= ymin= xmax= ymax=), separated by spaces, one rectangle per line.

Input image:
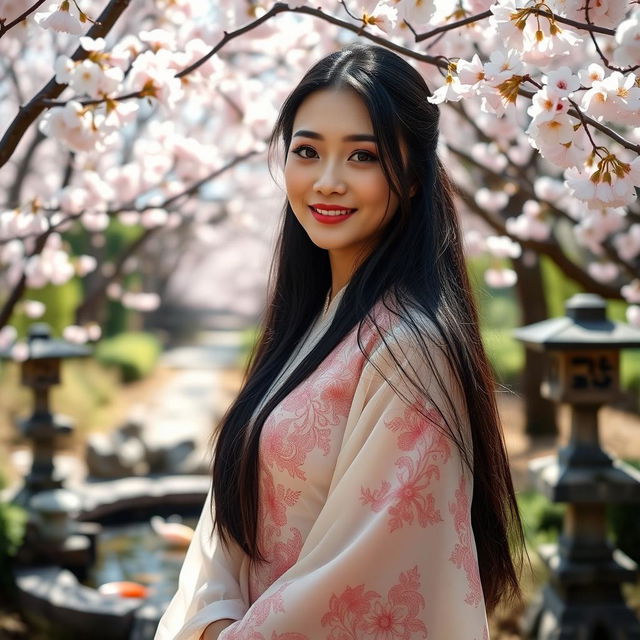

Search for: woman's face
xmin=284 ymin=88 xmax=399 ymax=268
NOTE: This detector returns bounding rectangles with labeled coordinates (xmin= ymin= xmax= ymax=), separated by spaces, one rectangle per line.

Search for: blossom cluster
xmin=0 ymin=0 xmax=639 ymax=360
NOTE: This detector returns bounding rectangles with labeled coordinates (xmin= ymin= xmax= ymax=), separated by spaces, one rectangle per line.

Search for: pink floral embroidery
xmin=260 ymin=344 xmax=363 ymax=481
xmin=224 ymin=584 xmax=310 ymax=640
xmin=321 ymin=566 xmax=427 ymax=639
xmin=360 ymin=400 xmax=451 ymax=532
xmin=262 ymin=467 xmax=301 ymax=530
xmin=449 ymin=475 xmax=483 ymax=607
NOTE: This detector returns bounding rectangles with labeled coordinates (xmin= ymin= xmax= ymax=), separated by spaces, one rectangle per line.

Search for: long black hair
xmin=212 ymin=43 xmax=524 ymax=612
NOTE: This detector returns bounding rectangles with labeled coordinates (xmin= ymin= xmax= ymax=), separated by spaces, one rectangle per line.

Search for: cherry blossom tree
xmin=0 ymin=0 xmax=639 ymax=433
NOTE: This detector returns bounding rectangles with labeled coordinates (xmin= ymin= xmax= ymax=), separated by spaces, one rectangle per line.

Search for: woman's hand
xmin=199 ymin=618 xmax=235 ymax=640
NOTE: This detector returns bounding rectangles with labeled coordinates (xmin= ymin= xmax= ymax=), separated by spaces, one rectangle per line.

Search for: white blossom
xmin=35 ymin=1 xmax=85 ymax=35
xmin=614 ymin=11 xmax=640 ymax=67
xmin=485 ymin=267 xmax=518 ymax=288
xmin=621 ymin=280 xmax=640 ymax=304
xmin=486 ymin=235 xmax=522 ymax=259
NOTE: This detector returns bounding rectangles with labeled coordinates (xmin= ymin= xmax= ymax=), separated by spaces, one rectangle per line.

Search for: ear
xmin=409 ymin=182 xmax=418 ymax=198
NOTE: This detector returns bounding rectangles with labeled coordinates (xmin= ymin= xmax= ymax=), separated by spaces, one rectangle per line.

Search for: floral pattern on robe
xmin=154 ymin=299 xmax=489 ymax=640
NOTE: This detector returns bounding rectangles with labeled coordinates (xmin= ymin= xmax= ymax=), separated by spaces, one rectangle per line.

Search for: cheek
xmin=357 ymin=171 xmax=392 ymax=206
xmin=284 ymin=164 xmax=306 ymax=202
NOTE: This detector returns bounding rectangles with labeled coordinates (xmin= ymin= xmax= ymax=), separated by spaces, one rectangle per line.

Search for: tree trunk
xmin=513 ymin=251 xmax=558 ymax=437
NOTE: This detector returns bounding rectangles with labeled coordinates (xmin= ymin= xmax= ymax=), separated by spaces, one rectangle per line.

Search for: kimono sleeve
xmin=154 ymin=488 xmax=248 ymax=640
xmin=219 ymin=325 xmax=489 ymax=640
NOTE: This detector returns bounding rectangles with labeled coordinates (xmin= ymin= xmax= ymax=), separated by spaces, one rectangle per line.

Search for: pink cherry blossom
xmin=456 ymin=54 xmax=485 ymax=88
xmin=140 ymin=208 xmax=168 ymax=228
xmin=578 ymin=63 xmax=605 ymax=88
xmin=127 ymin=50 xmax=184 ymax=108
xmin=121 ymin=291 xmax=161 ymax=311
xmin=588 ymin=261 xmax=619 ymax=283
xmin=23 ymin=300 xmax=46 ymax=318
xmin=475 ymin=188 xmax=509 ymax=212
xmin=486 ymin=235 xmax=522 ymax=259
xmin=39 ymin=101 xmax=102 ymax=153
xmin=0 ymin=0 xmax=23 ymax=22
xmin=35 ymin=1 xmax=85 ymax=35
xmin=621 ymin=280 xmax=640 ymax=304
xmin=614 ymin=11 xmax=640 ymax=67
xmin=118 ymin=211 xmax=141 ymax=226
xmin=11 ymin=342 xmax=29 ymax=362
xmin=543 ymin=67 xmax=579 ymax=96
xmin=483 ymin=49 xmax=524 ymax=83
xmin=76 ymin=255 xmax=97 ymax=276
xmin=485 ymin=267 xmax=518 ymax=288
xmin=63 ymin=325 xmax=89 ymax=344
xmin=79 ymin=36 xmax=105 ymax=52
xmin=106 ymin=282 xmax=122 ymax=299
xmin=427 ymin=73 xmax=466 ymax=104
xmin=627 ymin=305 xmax=640 ymax=327
xmin=614 ymin=225 xmax=640 ymax=262
xmin=527 ymin=87 xmax=569 ymax=123
xmin=565 ymin=156 xmax=640 ymax=208
xmin=534 ymin=177 xmax=567 ymax=202
xmin=86 ymin=322 xmax=102 ymax=341
xmin=396 ymin=0 xmax=436 ymax=27
xmin=561 ymin=0 xmax=627 ymax=29
xmin=0 ymin=325 xmax=18 ymax=351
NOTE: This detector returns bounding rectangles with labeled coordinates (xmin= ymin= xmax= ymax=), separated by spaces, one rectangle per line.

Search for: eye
xmin=349 ymin=150 xmax=377 ymax=162
xmin=290 ymin=145 xmax=317 ymax=159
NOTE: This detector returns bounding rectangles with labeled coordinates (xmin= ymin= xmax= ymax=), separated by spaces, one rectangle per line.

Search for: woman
xmin=155 ymin=43 xmax=524 ymax=640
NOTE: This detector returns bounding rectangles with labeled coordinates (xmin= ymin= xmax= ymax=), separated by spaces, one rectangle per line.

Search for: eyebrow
xmin=292 ymin=129 xmax=377 ymax=143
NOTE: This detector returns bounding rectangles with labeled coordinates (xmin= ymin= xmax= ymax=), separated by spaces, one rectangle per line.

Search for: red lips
xmin=309 ymin=203 xmax=356 ymax=212
xmin=308 ymin=204 xmax=356 ymax=225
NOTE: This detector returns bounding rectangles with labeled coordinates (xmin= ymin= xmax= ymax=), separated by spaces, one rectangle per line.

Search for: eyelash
xmin=290 ymin=145 xmax=377 ymax=163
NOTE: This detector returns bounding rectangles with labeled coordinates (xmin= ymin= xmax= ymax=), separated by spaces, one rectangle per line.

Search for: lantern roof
xmin=514 ymin=293 xmax=640 ymax=352
xmin=0 ymin=323 xmax=92 ymax=360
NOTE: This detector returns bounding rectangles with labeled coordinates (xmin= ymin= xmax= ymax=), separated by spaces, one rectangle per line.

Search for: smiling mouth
xmin=309 ymin=205 xmax=357 ymax=216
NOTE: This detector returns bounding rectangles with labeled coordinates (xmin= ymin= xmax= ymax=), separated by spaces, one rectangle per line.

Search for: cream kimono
xmin=155 ymin=289 xmax=489 ymax=640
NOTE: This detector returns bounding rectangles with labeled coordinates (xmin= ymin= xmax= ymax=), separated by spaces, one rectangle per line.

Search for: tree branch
xmin=5 ymin=130 xmax=45 ymax=208
xmin=0 ymin=0 xmax=132 ymax=169
xmin=175 ymin=2 xmax=446 ymax=80
xmin=412 ymin=6 xmax=615 ymax=43
xmin=583 ymin=0 xmax=639 ymax=74
xmin=0 ymin=227 xmax=53 ymax=329
xmin=453 ymin=183 xmax=623 ymax=300
xmin=0 ymin=0 xmax=48 ymax=39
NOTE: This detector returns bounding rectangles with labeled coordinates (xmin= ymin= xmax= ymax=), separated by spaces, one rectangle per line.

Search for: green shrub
xmin=8 ymin=279 xmax=82 ymax=340
xmin=517 ymin=490 xmax=565 ymax=546
xmin=482 ymin=328 xmax=525 ymax=386
xmin=95 ymin=332 xmax=162 ymax=382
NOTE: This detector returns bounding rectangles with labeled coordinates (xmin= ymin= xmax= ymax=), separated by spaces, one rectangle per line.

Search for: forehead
xmin=292 ymin=88 xmax=374 ymax=136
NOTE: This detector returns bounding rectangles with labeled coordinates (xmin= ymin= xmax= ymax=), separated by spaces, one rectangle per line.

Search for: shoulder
xmin=364 ymin=292 xmax=450 ymax=372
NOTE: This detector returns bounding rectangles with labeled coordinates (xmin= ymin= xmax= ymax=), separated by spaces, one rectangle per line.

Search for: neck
xmin=328 ymin=250 xmax=357 ymax=302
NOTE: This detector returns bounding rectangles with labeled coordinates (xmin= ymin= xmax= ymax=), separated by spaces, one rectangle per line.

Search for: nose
xmin=313 ymin=161 xmax=346 ymax=196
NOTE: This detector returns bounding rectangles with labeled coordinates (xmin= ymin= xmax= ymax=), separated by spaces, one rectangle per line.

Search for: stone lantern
xmin=514 ymin=293 xmax=640 ymax=639
xmin=0 ymin=323 xmax=91 ymax=507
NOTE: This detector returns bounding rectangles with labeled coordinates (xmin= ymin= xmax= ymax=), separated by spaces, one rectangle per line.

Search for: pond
xmin=86 ymin=517 xmax=197 ymax=608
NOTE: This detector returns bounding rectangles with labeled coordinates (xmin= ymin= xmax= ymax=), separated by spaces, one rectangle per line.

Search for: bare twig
xmin=583 ymin=0 xmax=639 ymax=74
xmin=0 ymin=0 xmax=48 ymax=39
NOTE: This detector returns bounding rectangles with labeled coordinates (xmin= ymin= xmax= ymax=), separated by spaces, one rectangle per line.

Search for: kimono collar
xmin=321 ymin=284 xmax=348 ymax=321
